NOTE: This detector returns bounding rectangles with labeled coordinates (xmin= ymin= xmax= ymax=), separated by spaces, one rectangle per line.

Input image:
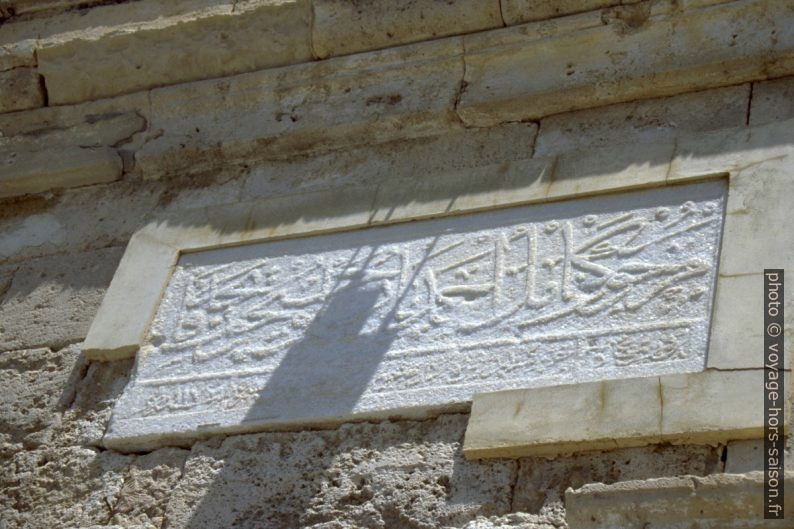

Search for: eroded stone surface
xmin=107 ymin=181 xmax=725 ymax=448
xmin=163 ymin=414 xmax=517 ymax=529
xmin=0 ymin=246 xmax=124 ymax=351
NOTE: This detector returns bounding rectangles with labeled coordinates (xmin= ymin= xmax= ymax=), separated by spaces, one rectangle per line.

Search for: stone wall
xmin=1 ymin=0 xmax=793 ymax=527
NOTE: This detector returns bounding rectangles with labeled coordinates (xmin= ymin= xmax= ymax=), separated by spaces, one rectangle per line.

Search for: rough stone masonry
xmin=1 ymin=1 xmax=793 ymax=528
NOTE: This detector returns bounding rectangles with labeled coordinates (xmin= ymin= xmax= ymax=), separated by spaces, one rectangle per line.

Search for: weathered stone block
xmin=0 ymin=444 xmax=186 ymax=529
xmin=465 ymin=369 xmax=789 ymax=458
xmin=0 ymin=146 xmax=122 ymax=198
xmin=512 ymin=444 xmax=720 ymax=515
xmin=242 ymin=122 xmax=539 ymax=199
xmin=313 ymin=0 xmax=501 ymax=59
xmin=534 ymin=84 xmax=750 ymax=157
xmin=659 ymin=370 xmax=789 ymax=443
xmin=0 ymin=246 xmax=124 ymax=351
xmin=0 ymin=67 xmax=43 ymax=113
xmin=750 ymin=75 xmax=794 ymax=125
xmin=0 ymin=346 xmax=82 ymax=448
xmin=500 ymin=0 xmax=617 ymax=25
xmin=459 ymin=0 xmax=794 ymax=126
xmin=565 ymin=472 xmax=794 ymax=528
xmin=708 ymin=274 xmax=793 ymax=370
xmin=2 ymin=0 xmax=313 ymax=105
xmin=0 ymin=446 xmax=131 ymax=529
xmin=136 ymin=38 xmax=464 ymax=178
xmin=162 ymin=414 xmax=516 ymax=528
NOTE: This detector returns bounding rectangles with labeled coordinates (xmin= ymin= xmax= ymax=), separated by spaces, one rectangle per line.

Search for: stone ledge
xmin=565 ymin=471 xmax=794 ymax=528
xmin=463 ymin=370 xmax=790 ymax=459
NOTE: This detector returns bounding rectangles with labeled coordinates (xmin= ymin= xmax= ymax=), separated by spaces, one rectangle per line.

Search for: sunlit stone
xmin=107 ymin=180 xmax=727 ymax=448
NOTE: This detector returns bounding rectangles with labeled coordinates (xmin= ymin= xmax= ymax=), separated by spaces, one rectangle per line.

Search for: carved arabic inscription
xmin=108 ymin=181 xmax=726 ymax=445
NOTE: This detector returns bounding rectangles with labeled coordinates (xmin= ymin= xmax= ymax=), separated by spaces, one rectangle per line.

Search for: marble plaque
xmin=107 ymin=181 xmax=727 ymax=447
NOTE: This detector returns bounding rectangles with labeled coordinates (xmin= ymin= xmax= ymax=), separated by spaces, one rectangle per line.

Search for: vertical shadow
xmin=243 ymin=266 xmax=397 ymax=423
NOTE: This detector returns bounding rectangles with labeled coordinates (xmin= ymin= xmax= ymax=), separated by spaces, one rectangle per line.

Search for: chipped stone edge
xmin=83 ymin=117 xmax=792 ymax=375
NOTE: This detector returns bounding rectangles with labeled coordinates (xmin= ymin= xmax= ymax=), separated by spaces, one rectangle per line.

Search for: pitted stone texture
xmin=107 ymin=448 xmax=188 ymax=528
xmin=312 ymin=0 xmax=501 ymax=59
xmin=0 ymin=344 xmax=134 ymax=449
xmin=107 ymin=181 xmax=725 ymax=448
xmin=0 ymin=446 xmax=131 ymax=529
xmin=534 ymin=84 xmax=750 ymax=157
xmin=0 ymin=346 xmax=83 ymax=448
xmin=0 ymin=67 xmax=43 ymax=113
xmin=0 ymin=246 xmax=124 ymax=351
xmin=53 ymin=356 xmax=135 ymax=447
xmin=750 ymin=75 xmax=794 ymax=125
xmin=0 ymin=445 xmax=186 ymax=529
xmin=512 ymin=444 xmax=720 ymax=515
xmin=163 ymin=414 xmax=517 ymax=529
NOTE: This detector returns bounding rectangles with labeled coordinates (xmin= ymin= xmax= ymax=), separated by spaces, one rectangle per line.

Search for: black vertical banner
xmin=764 ymin=269 xmax=784 ymax=519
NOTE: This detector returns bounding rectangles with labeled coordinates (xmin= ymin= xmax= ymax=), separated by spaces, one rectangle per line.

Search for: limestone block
xmin=369 ymin=157 xmax=553 ymax=222
xmin=0 ymin=446 xmax=131 ymax=529
xmin=660 ymin=370 xmax=790 ymax=443
xmin=242 ymin=122 xmax=539 ymax=199
xmin=0 ymin=346 xmax=82 ymax=447
xmin=0 ymin=246 xmax=124 ymax=352
xmin=0 ymin=66 xmax=43 ymax=113
xmin=136 ymin=38 xmax=464 ymax=179
xmin=107 ymin=448 xmax=188 ymax=528
xmin=500 ymin=0 xmax=617 ymax=25
xmin=719 ymin=156 xmax=794 ymax=276
xmin=547 ymin=137 xmax=674 ymax=199
xmin=54 ymin=355 xmax=135 ymax=448
xmin=465 ymin=377 xmax=664 ymax=458
xmin=0 ymin=0 xmax=313 ymax=105
xmin=163 ymin=414 xmax=516 ymax=528
xmin=104 ymin=182 xmax=725 ymax=449
xmin=724 ymin=438 xmax=764 ymax=473
xmin=0 ymin=39 xmax=35 ymax=71
xmin=313 ymin=0 xmax=501 ymax=59
xmin=708 ymin=274 xmax=793 ymax=370
xmin=534 ymin=84 xmax=749 ymax=157
xmin=43 ymin=1 xmax=311 ymax=104
xmin=0 ymin=90 xmax=149 ymax=146
xmin=465 ymin=370 xmax=790 ymax=458
xmin=750 ymin=75 xmax=794 ymax=125
xmin=565 ymin=471 xmax=794 ymax=528
xmin=0 ymin=146 xmax=122 ymax=198
xmin=0 ymin=444 xmax=186 ymax=529
xmin=458 ymin=0 xmax=794 ymax=126
xmin=512 ymin=444 xmax=720 ymax=514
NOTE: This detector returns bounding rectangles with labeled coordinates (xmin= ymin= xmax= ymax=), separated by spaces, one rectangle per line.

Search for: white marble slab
xmin=106 ymin=181 xmax=727 ymax=448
